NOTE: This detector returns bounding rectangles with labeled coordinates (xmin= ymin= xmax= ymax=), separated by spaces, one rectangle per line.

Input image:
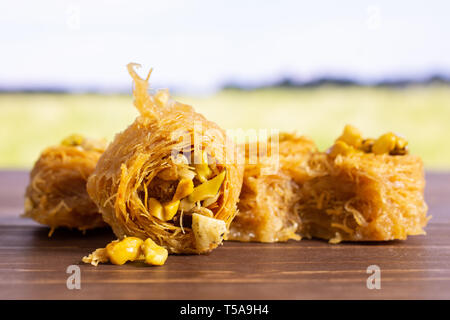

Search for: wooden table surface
xmin=0 ymin=170 xmax=449 ymax=300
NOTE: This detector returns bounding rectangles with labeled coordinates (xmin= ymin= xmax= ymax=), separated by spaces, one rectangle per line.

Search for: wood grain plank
xmin=0 ymin=170 xmax=449 ymax=299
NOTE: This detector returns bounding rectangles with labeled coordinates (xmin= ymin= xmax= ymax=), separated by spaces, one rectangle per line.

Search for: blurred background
xmin=1 ymin=0 xmax=449 ymax=169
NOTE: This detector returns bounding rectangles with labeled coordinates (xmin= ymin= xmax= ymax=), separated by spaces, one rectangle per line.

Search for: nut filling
xmin=138 ymin=151 xmax=227 ymax=231
xmin=328 ymin=124 xmax=409 ymax=157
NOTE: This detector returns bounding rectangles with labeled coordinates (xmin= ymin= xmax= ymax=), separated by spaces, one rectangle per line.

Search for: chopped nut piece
xmin=328 ymin=141 xmax=354 ymax=157
xmin=191 ymin=213 xmax=227 ymax=253
xmin=178 ymin=167 xmax=196 ymax=181
xmin=179 ymin=198 xmax=195 ymax=212
xmin=336 ymin=125 xmax=363 ymax=148
xmin=189 ymin=170 xmax=226 ymax=202
xmin=83 ymin=237 xmax=169 ymax=266
xmin=173 ymin=179 xmax=194 ymax=201
xmin=148 ymin=197 xmax=164 ymax=220
xmin=372 ymin=132 xmax=397 ymax=155
xmin=61 ymin=134 xmax=84 ymax=147
xmin=361 ymin=138 xmax=375 ymax=153
xmin=194 ymin=150 xmax=212 ymax=182
xmin=82 ymin=248 xmax=109 ymax=266
xmin=195 ymin=163 xmax=212 ymax=183
xmin=163 ymin=199 xmax=180 ymax=221
xmin=391 ymin=135 xmax=409 ymax=155
xmin=106 ymin=237 xmax=143 ymax=265
xmin=141 ymin=238 xmax=168 ymax=265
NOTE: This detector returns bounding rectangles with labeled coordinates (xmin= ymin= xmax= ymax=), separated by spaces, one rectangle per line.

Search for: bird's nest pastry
xmin=298 ymin=125 xmax=429 ymax=242
xmin=23 ymin=134 xmax=107 ymax=235
xmin=228 ymin=133 xmax=317 ymax=242
xmin=229 ymin=125 xmax=429 ymax=243
xmin=86 ymin=63 xmax=244 ymax=254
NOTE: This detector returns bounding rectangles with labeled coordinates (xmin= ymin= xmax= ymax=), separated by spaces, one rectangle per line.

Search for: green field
xmin=1 ymin=86 xmax=449 ymax=169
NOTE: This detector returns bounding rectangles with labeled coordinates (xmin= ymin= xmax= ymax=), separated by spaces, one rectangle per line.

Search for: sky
xmin=0 ymin=0 xmax=449 ymax=93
